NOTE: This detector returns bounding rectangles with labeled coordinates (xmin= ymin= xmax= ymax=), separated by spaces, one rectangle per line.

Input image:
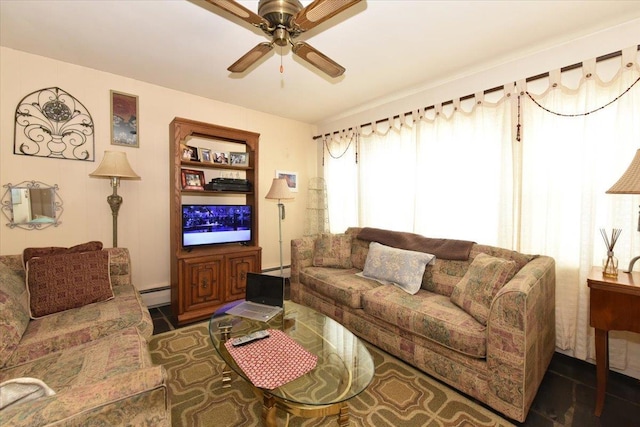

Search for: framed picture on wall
xmin=110 ymin=90 xmax=139 ymax=147
xmin=181 ymin=169 xmax=205 ymax=191
xmin=276 ymin=170 xmax=298 ymax=192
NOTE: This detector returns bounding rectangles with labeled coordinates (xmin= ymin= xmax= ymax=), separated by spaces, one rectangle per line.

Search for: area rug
xmin=148 ymin=322 xmax=515 ymax=427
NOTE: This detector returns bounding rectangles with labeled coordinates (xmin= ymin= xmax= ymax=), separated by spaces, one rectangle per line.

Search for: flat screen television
xmin=182 ymin=204 xmax=252 ymax=248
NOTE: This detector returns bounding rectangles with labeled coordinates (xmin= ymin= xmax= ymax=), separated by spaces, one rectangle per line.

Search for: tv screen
xmin=182 ymin=204 xmax=252 ymax=248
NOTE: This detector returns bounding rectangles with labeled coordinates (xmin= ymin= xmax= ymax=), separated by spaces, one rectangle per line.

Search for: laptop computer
xmin=225 ymin=272 xmax=285 ymax=322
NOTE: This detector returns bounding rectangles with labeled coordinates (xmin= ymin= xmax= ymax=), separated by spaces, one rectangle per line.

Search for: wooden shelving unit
xmin=169 ymin=117 xmax=261 ymax=325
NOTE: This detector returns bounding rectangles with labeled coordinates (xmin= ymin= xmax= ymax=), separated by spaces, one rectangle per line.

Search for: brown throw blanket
xmin=357 ymin=227 xmax=475 ymax=260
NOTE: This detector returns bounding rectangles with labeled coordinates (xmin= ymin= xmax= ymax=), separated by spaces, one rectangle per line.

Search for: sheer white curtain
xmin=415 ymin=96 xmax=514 ymax=244
xmin=323 ymin=132 xmax=358 ymax=233
xmin=521 ymin=47 xmax=640 ymax=378
xmin=358 ymin=120 xmax=417 ymax=230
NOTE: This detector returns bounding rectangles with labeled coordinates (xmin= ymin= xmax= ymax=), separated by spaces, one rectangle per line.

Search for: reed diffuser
xmin=600 ymin=228 xmax=622 ymax=278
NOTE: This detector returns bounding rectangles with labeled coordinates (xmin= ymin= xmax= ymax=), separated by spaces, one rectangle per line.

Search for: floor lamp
xmin=90 ymin=151 xmax=141 ymax=248
xmin=265 ymin=178 xmax=294 ymax=276
xmin=606 ymin=149 xmax=640 ymax=272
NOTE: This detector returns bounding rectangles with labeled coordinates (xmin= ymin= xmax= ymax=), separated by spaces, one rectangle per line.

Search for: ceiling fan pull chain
xmin=280 ymin=45 xmax=284 ymax=74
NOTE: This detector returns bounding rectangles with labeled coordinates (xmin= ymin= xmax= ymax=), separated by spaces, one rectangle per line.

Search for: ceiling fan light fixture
xmin=208 ymin=0 xmax=361 ymax=78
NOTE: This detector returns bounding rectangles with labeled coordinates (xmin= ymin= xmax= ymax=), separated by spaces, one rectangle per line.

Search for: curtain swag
xmin=315 ymin=45 xmax=640 ymax=142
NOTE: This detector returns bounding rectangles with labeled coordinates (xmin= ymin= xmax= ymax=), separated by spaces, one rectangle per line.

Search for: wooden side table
xmin=587 ymin=267 xmax=640 ymax=416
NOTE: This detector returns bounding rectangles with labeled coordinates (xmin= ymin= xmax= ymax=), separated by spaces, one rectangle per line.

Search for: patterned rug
xmin=148 ymin=322 xmax=515 ymax=427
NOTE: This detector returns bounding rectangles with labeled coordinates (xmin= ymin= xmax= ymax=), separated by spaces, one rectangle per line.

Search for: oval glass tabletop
xmin=209 ymin=300 xmax=374 ymax=407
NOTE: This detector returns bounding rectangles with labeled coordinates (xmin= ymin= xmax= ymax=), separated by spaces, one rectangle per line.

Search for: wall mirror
xmin=1 ymin=181 xmax=63 ymax=229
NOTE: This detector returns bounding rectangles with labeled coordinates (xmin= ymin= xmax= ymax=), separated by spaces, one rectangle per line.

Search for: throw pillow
xmin=450 ymin=253 xmax=518 ymax=325
xmin=312 ymin=233 xmax=353 ymax=268
xmin=26 ymin=250 xmax=113 ymax=318
xmin=22 ymin=241 xmax=103 ymax=267
xmin=362 ymin=242 xmax=435 ymax=295
xmin=0 ymin=378 xmax=55 ymax=410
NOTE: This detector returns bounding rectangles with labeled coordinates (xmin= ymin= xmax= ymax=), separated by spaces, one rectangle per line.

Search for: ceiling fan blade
xmin=292 ymin=42 xmax=345 ymax=78
xmin=203 ymin=0 xmax=268 ymax=28
xmin=228 ymin=42 xmax=274 ymax=73
xmin=292 ymin=0 xmax=363 ymax=31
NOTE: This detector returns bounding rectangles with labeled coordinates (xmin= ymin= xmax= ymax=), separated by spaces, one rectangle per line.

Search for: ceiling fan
xmin=204 ymin=0 xmax=363 ymax=78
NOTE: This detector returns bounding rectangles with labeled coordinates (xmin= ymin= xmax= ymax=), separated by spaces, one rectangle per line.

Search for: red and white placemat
xmin=224 ymin=329 xmax=317 ymax=389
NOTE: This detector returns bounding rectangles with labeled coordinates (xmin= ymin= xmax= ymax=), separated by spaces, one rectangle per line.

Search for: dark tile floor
xmin=149 ymin=303 xmax=640 ymax=427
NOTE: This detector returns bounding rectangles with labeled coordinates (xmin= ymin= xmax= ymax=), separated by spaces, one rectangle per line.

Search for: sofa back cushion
xmin=313 ymin=233 xmax=353 ymax=268
xmin=0 ymin=261 xmax=30 ymax=368
xmin=26 ymin=251 xmax=114 ymax=318
xmin=346 ymin=227 xmax=536 ymax=298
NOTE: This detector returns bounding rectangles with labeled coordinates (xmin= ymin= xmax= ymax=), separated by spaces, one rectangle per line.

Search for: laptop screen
xmin=245 ymin=272 xmax=285 ymax=307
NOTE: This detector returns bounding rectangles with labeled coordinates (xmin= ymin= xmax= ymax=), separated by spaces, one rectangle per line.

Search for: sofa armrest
xmin=486 ymin=255 xmax=556 ymax=418
xmin=291 ymin=236 xmax=317 ymax=283
xmin=106 ymin=247 xmax=133 ymax=287
xmin=1 ymin=365 xmax=169 ymax=426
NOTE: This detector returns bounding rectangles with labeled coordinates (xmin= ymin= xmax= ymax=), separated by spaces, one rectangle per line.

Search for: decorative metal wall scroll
xmin=14 ymin=87 xmax=95 ymax=161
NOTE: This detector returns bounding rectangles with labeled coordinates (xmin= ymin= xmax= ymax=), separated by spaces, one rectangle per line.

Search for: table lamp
xmin=606 ymin=148 xmax=640 ymax=272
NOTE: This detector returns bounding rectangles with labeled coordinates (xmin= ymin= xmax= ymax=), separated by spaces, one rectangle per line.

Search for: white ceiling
xmin=1 ymin=0 xmax=640 ymax=125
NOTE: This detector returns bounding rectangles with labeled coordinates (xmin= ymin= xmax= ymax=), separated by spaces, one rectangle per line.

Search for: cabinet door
xmin=227 ymin=252 xmax=258 ymax=301
xmin=183 ymin=256 xmax=224 ymax=311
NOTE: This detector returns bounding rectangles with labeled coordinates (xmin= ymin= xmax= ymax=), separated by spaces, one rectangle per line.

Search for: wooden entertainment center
xmin=169 ymin=118 xmax=261 ymax=325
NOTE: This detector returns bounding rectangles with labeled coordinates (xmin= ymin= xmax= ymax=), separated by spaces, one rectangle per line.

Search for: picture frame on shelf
xmin=186 ymin=145 xmax=199 ymax=162
xmin=181 ymin=145 xmax=194 ymax=161
xmin=199 ymin=148 xmax=212 ymax=163
xmin=276 ymin=170 xmax=298 ymax=192
xmin=213 ymin=152 xmax=230 ymax=165
xmin=110 ymin=90 xmax=139 ymax=147
xmin=181 ymin=169 xmax=205 ymax=191
xmin=229 ymin=152 xmax=248 ymax=167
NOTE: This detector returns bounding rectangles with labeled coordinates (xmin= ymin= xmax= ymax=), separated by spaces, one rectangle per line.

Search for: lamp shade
xmin=265 ymin=178 xmax=294 ymax=200
xmin=90 ymin=151 xmax=141 ymax=179
xmin=607 ymin=149 xmax=640 ymax=194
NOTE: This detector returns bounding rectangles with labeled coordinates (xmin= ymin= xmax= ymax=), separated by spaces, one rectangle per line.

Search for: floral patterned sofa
xmin=0 ymin=245 xmax=169 ymax=426
xmin=290 ymin=227 xmax=555 ymax=422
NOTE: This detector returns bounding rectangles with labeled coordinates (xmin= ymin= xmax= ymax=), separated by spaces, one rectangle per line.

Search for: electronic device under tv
xmin=182 ymin=204 xmax=252 ymax=248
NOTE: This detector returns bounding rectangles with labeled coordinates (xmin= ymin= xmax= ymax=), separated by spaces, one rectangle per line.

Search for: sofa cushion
xmin=26 ymin=251 xmax=114 ymax=318
xmin=0 ymin=262 xmax=30 ymax=368
xmin=299 ymin=267 xmax=381 ymax=309
xmin=22 ymin=241 xmax=103 ymax=267
xmin=362 ymin=242 xmax=435 ymax=295
xmin=450 ymin=253 xmax=518 ymax=325
xmin=4 ymin=284 xmax=152 ymax=368
xmin=0 ymin=328 xmax=152 ymax=391
xmin=361 ymin=285 xmax=487 ymax=358
xmin=312 ymin=233 xmax=353 ymax=268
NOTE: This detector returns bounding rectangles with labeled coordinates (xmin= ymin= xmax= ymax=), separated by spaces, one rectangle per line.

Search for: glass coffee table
xmin=209 ymin=300 xmax=374 ymax=427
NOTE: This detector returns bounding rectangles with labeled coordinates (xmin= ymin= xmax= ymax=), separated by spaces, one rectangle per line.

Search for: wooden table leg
xmin=337 ymin=403 xmax=350 ymax=427
xmin=262 ymin=394 xmax=277 ymax=427
xmin=594 ymin=328 xmax=609 ymax=416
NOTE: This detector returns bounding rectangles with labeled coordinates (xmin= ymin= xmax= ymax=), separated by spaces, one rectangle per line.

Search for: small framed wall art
xmin=110 ymin=90 xmax=139 ymax=147
xmin=229 ymin=152 xmax=248 ymax=167
xmin=276 ymin=170 xmax=298 ymax=192
xmin=181 ymin=169 xmax=205 ymax=191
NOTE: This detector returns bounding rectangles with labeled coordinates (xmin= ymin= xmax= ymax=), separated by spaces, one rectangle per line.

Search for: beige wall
xmin=0 ymin=47 xmax=317 ymax=293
